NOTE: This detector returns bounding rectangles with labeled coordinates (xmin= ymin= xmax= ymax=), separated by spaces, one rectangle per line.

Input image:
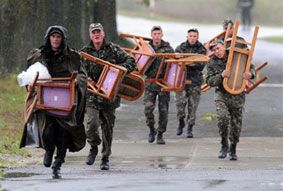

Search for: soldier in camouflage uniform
xmin=221 ymin=20 xmax=247 ymax=49
xmin=175 ymin=28 xmax=207 ymax=138
xmin=144 ymin=25 xmax=174 ymax=144
xmin=206 ymin=39 xmax=255 ymax=160
xmin=80 ymin=23 xmax=136 ymax=170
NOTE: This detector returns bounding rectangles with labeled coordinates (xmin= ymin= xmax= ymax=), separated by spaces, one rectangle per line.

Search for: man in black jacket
xmin=21 ymin=26 xmax=88 ymax=179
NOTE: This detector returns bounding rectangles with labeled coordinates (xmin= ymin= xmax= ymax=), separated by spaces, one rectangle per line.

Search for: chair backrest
xmin=120 ymin=33 xmax=155 ymax=75
xmin=80 ymin=52 xmax=127 ymax=101
xmin=36 ymin=73 xmax=77 ymax=117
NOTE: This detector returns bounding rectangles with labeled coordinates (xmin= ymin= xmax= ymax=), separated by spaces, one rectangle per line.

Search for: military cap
xmin=209 ymin=39 xmax=224 ymax=50
xmin=151 ymin=25 xmax=162 ymax=32
xmin=223 ymin=19 xmax=234 ymax=29
xmin=187 ymin=28 xmax=199 ymax=34
xmin=89 ymin=23 xmax=104 ymax=32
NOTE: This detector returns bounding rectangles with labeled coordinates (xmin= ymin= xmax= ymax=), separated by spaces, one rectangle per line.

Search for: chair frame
xmin=24 ymin=72 xmax=77 ymax=123
xmin=80 ymin=52 xmax=127 ymax=101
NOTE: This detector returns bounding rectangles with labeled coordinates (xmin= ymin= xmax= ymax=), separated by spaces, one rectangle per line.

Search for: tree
xmin=0 ymin=0 xmax=121 ymax=74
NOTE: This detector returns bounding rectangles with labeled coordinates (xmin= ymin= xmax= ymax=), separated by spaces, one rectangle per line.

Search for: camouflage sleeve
xmin=205 ymin=59 xmax=223 ymax=87
xmin=175 ymin=45 xmax=182 ymax=53
xmin=112 ymin=44 xmax=137 ymax=74
xmin=249 ymin=64 xmax=256 ymax=79
xmin=190 ymin=46 xmax=207 ymax=71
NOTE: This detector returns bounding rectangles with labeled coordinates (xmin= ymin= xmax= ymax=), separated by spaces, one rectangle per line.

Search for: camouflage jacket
xmin=80 ymin=40 xmax=136 ymax=109
xmin=145 ymin=40 xmax=174 ymax=91
xmin=175 ymin=40 xmax=207 ymax=86
xmin=220 ymin=35 xmax=247 ymax=49
xmin=206 ymin=53 xmax=255 ymax=108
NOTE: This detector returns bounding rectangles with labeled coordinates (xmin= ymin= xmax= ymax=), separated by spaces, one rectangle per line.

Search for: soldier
xmin=144 ymin=25 xmax=174 ymax=144
xmin=205 ymin=39 xmax=255 ymax=160
xmin=20 ymin=26 xmax=88 ymax=179
xmin=221 ymin=20 xmax=247 ymax=49
xmin=80 ymin=23 xmax=136 ymax=170
xmin=175 ymin=28 xmax=207 ymax=138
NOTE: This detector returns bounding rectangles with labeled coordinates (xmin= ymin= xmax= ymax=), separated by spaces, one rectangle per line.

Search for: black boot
xmin=51 ymin=148 xmax=66 ymax=179
xmin=218 ymin=137 xmax=229 ymax=159
xmin=100 ymin=156 xmax=110 ymax=170
xmin=229 ymin=144 xmax=238 ymax=160
xmin=156 ymin=132 xmax=165 ymax=144
xmin=43 ymin=150 xmax=54 ymax=167
xmin=148 ymin=127 xmax=157 ymax=143
xmin=176 ymin=118 xmax=185 ymax=136
xmin=186 ymin=124 xmax=193 ymax=138
xmin=86 ymin=145 xmax=98 ymax=165
xmin=52 ymin=167 xmax=61 ymax=179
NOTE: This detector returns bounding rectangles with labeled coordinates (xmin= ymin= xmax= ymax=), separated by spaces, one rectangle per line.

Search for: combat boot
xmin=52 ymin=167 xmax=61 ymax=179
xmin=229 ymin=144 xmax=238 ymax=160
xmin=100 ymin=156 xmax=110 ymax=170
xmin=176 ymin=118 xmax=185 ymax=136
xmin=186 ymin=124 xmax=193 ymax=138
xmin=218 ymin=137 xmax=229 ymax=159
xmin=148 ymin=126 xmax=157 ymax=143
xmin=156 ymin=132 xmax=165 ymax=144
xmin=43 ymin=150 xmax=54 ymax=167
xmin=86 ymin=145 xmax=98 ymax=165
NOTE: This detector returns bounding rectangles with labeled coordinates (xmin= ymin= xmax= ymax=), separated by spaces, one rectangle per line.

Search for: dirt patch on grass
xmin=0 ymin=148 xmax=43 ymax=168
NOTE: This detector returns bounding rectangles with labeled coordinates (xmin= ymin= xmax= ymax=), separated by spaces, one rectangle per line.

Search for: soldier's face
xmin=50 ymin=33 xmax=62 ymax=51
xmin=187 ymin=31 xmax=198 ymax=45
xmin=151 ymin=30 xmax=163 ymax=45
xmin=90 ymin=30 xmax=105 ymax=44
xmin=211 ymin=43 xmax=226 ymax=59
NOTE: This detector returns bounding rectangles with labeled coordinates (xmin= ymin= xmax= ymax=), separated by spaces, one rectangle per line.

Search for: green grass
xmin=0 ymin=74 xmax=31 ymax=166
xmin=260 ymin=36 xmax=283 ymax=44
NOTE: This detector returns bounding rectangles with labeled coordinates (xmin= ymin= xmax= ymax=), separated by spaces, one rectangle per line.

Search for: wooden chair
xmin=245 ymin=61 xmax=268 ymax=93
xmin=24 ymin=72 xmax=77 ymax=123
xmin=146 ymin=53 xmax=209 ymax=91
xmin=117 ymin=72 xmax=145 ymax=101
xmin=80 ymin=52 xmax=127 ymax=101
xmin=120 ymin=33 xmax=155 ymax=75
xmin=223 ymin=21 xmax=259 ymax=94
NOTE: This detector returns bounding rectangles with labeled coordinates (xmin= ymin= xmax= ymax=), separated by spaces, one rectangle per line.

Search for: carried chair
xmin=24 ymin=72 xmax=77 ymax=123
xmin=120 ymin=33 xmax=209 ymax=92
xmin=80 ymin=52 xmax=144 ymax=102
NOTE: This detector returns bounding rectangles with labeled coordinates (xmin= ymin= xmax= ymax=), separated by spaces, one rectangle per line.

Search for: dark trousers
xmin=43 ymin=115 xmax=69 ymax=168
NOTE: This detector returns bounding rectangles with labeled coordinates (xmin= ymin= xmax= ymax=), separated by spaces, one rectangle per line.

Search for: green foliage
xmin=203 ymin=112 xmax=218 ymax=121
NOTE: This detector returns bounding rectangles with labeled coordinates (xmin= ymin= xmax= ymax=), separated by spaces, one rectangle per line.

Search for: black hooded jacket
xmin=20 ymin=26 xmax=88 ymax=152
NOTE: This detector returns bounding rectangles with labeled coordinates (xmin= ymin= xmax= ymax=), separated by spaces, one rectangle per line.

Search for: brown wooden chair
xmin=81 ymin=52 xmax=145 ymax=101
xmin=80 ymin=52 xmax=127 ymax=101
xmin=223 ymin=21 xmax=259 ymax=94
xmin=146 ymin=53 xmax=209 ymax=91
xmin=245 ymin=61 xmax=268 ymax=93
xmin=120 ymin=33 xmax=155 ymax=75
xmin=24 ymin=72 xmax=77 ymax=123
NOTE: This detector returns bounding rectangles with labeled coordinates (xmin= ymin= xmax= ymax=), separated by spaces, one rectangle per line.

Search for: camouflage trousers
xmin=215 ymin=101 xmax=243 ymax=145
xmin=175 ymin=85 xmax=201 ymax=126
xmin=85 ymin=106 xmax=116 ymax=157
xmin=143 ymin=89 xmax=170 ymax=133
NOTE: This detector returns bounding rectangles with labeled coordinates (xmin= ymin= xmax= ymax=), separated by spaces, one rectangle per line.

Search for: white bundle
xmin=17 ymin=62 xmax=51 ymax=86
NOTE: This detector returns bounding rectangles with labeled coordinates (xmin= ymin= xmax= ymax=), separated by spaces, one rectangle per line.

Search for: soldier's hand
xmin=221 ymin=70 xmax=230 ymax=78
xmin=243 ymin=72 xmax=252 ymax=80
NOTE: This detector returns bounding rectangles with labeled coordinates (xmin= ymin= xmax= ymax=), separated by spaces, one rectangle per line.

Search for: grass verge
xmin=0 ymin=74 xmax=33 ymax=168
xmin=260 ymin=36 xmax=283 ymax=44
